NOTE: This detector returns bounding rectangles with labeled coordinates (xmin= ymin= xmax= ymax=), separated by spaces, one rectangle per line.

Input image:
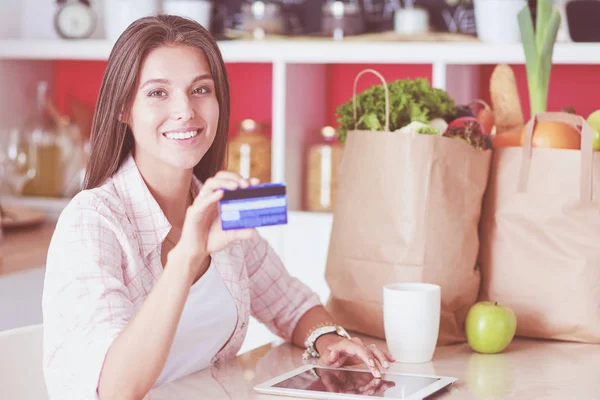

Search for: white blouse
xmin=155 ymin=263 xmax=238 ymax=386
xmin=42 ymin=154 xmax=322 ymax=399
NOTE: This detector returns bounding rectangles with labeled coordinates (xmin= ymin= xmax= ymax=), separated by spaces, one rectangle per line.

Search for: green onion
xmin=518 ymin=0 xmax=561 ymax=116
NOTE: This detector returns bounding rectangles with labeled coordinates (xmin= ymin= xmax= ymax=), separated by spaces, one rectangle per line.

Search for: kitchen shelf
xmin=0 ymin=195 xmax=70 ymax=220
xmin=2 ymin=35 xmax=600 ymax=296
xmin=2 ymin=38 xmax=600 ymax=64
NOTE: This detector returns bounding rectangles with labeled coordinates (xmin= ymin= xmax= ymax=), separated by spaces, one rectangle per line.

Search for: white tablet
xmin=254 ymin=365 xmax=457 ymax=400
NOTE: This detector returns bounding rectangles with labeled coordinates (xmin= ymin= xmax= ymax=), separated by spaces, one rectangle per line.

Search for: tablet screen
xmin=273 ymin=367 xmax=440 ymax=398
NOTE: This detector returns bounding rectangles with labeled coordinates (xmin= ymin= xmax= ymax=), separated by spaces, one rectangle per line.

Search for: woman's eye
xmin=193 ymin=86 xmax=211 ymax=95
xmin=148 ymin=90 xmax=167 ymax=97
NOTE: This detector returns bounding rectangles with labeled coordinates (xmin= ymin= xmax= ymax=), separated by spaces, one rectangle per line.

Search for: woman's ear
xmin=118 ymin=108 xmax=129 ymax=124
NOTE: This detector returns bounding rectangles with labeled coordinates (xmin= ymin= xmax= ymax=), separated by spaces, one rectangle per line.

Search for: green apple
xmin=586 ymin=110 xmax=600 ymax=151
xmin=465 ymin=301 xmax=517 ymax=354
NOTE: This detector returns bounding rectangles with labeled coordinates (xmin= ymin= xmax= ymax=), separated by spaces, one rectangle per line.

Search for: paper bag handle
xmin=518 ymin=112 xmax=594 ymax=205
xmin=352 ymin=69 xmax=390 ymax=131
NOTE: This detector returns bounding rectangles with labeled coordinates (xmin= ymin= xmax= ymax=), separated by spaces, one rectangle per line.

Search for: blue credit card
xmin=219 ymin=183 xmax=288 ymax=230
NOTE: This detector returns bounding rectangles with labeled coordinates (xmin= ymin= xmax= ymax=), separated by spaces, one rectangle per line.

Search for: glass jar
xmin=240 ymin=0 xmax=285 ymax=38
xmin=20 ymin=82 xmax=64 ymax=198
xmin=322 ymin=0 xmax=365 ymax=40
xmin=306 ymin=126 xmax=344 ymax=212
xmin=227 ymin=119 xmax=272 ymax=183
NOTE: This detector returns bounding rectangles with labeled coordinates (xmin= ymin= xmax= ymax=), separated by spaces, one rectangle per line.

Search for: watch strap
xmin=302 ymin=324 xmax=351 ymax=360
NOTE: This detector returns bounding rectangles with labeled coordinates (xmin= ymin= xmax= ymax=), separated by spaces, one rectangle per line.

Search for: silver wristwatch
xmin=302 ymin=325 xmax=351 ymax=360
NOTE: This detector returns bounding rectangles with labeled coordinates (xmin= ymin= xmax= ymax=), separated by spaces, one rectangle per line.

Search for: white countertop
xmin=144 ymin=334 xmax=600 ymax=399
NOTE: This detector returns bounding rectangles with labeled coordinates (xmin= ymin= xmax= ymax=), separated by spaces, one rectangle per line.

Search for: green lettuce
xmin=396 ymin=121 xmax=440 ymax=135
xmin=335 ymin=78 xmax=456 ymax=144
xmin=416 ymin=124 xmax=439 ymax=135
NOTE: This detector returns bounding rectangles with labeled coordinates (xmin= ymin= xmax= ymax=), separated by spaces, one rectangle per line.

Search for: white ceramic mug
xmin=163 ymin=0 xmax=213 ymax=29
xmin=394 ymin=7 xmax=429 ymax=35
xmin=383 ymin=283 xmax=441 ymax=363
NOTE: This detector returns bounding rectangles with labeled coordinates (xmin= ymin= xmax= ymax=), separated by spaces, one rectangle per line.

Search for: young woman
xmin=42 ymin=15 xmax=394 ymax=400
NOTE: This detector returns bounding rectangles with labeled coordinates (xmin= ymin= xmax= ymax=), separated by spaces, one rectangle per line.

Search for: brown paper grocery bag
xmin=324 ymin=69 xmax=492 ymax=345
xmin=479 ymin=112 xmax=600 ymax=343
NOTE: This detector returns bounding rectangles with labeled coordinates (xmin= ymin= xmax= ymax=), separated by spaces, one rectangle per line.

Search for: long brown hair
xmin=83 ymin=15 xmax=230 ymax=189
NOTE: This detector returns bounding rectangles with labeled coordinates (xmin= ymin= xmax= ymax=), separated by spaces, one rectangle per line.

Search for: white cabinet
xmin=0 ymin=268 xmax=45 ymax=332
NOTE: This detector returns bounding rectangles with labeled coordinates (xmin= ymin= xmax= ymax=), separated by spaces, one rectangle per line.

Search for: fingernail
xmin=368 ymin=359 xmax=375 ymax=367
xmin=383 ymin=361 xmax=389 ymax=368
xmin=373 ymin=370 xmax=381 ymax=378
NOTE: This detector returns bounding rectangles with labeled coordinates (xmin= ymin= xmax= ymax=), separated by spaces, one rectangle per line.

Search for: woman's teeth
xmin=164 ymin=130 xmax=199 ymax=140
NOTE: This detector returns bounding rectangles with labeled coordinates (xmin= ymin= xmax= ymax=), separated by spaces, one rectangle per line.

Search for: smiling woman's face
xmin=128 ymin=44 xmax=219 ymax=173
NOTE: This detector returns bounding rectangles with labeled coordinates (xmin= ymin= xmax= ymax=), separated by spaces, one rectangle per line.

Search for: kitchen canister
xmin=104 ymin=0 xmax=161 ymax=41
xmin=227 ymin=119 xmax=272 ymax=184
xmin=473 ymin=0 xmax=527 ymax=44
xmin=163 ymin=0 xmax=213 ymax=29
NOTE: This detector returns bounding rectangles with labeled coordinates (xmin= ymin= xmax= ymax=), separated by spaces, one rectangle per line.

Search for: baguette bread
xmin=490 ymin=64 xmax=525 ymax=133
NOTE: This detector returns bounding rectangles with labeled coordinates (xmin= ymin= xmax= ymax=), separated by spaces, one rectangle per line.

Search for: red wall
xmin=479 ymin=64 xmax=600 ymax=121
xmin=54 ymin=60 xmax=105 ymax=123
xmin=53 ymin=61 xmax=273 ymax=138
xmin=53 ymin=61 xmax=600 ymax=140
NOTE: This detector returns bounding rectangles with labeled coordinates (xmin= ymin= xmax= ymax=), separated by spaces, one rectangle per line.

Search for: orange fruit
xmin=520 ymin=121 xmax=581 ymax=149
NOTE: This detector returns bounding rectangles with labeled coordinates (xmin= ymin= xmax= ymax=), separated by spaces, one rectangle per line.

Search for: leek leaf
xmin=536 ymin=0 xmax=551 ymax=51
xmin=518 ymin=0 xmax=561 ymax=116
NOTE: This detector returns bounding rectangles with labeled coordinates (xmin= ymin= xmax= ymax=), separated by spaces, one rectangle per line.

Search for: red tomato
xmin=447 ymin=116 xmax=483 ymax=133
